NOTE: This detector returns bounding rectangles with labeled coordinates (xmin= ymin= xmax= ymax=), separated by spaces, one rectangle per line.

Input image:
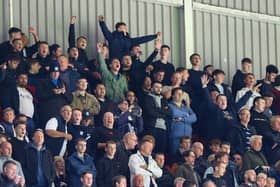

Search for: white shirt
xmin=17 ymin=87 xmax=34 ymax=118
xmin=236 ymin=87 xmax=261 ymax=110
xmin=128 ymin=151 xmax=162 ymax=187
xmin=45 ymin=118 xmax=68 ymax=157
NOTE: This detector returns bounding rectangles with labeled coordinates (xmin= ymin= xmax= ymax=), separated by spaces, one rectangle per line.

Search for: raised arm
xmin=68 ymin=16 xmax=77 ymax=48
xmin=131 ymin=32 xmax=161 ymax=46
xmin=25 ymin=27 xmax=40 ymax=57
xmin=98 ymin=15 xmax=113 ymax=41
xmin=29 ymin=26 xmax=40 ymax=43
xmin=201 ymin=74 xmax=217 ymax=111
xmin=97 ymin=42 xmax=111 ymax=79
xmin=142 ymin=39 xmax=161 ymax=68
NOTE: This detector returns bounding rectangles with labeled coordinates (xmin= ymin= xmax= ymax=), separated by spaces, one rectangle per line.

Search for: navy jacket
xmin=45 ymin=116 xmax=68 ymax=156
xmin=67 ymin=152 xmax=96 ymax=187
xmin=0 ymin=121 xmax=14 ymax=138
xmin=99 ymin=21 xmax=157 ymax=60
xmin=201 ymin=87 xmax=252 ymax=141
xmin=1 ymin=85 xmax=35 ymax=116
xmin=227 ymin=122 xmax=256 ymax=155
xmin=59 ymin=68 xmax=80 ymax=92
xmin=67 ymin=124 xmax=91 ymax=155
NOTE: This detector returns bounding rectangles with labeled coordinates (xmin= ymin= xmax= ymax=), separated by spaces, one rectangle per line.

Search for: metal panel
xmin=0 ymin=0 xmax=184 ymax=67
xmin=193 ymin=0 xmax=280 ymax=16
xmin=193 ymin=2 xmax=280 ymax=84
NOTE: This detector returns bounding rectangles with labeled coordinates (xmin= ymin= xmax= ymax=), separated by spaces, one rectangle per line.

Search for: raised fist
xmin=71 ymin=16 xmax=77 ymax=24
xmin=29 ymin=26 xmax=36 ymax=34
xmin=155 ymin=39 xmax=161 ymax=50
xmin=98 ymin=15 xmax=104 ymax=22
xmin=156 ymin=32 xmax=161 ymax=39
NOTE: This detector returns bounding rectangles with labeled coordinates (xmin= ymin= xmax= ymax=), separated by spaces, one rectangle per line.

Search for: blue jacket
xmin=168 ymin=102 xmax=197 ymax=138
xmin=59 ymin=68 xmax=80 ymax=92
xmin=99 ymin=21 xmax=157 ymax=60
xmin=67 ymin=152 xmax=96 ymax=187
xmin=0 ymin=121 xmax=15 ymax=138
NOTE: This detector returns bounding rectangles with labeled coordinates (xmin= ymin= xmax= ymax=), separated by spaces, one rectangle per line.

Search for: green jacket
xmin=97 ymin=52 xmax=128 ymax=102
xmin=242 ymin=149 xmax=268 ymax=172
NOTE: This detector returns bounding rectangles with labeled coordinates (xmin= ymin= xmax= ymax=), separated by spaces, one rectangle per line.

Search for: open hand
xmin=201 ymin=74 xmax=209 ymax=88
xmin=97 ymin=42 xmax=104 ymax=53
xmin=252 ymin=83 xmax=262 ymax=92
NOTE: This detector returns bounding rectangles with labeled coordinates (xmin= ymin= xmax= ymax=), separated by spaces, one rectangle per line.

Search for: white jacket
xmin=128 ymin=151 xmax=162 ymax=187
xmin=236 ymin=87 xmax=261 ymax=110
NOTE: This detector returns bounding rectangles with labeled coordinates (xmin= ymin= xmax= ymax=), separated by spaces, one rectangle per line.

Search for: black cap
xmin=49 ymin=62 xmax=60 ymax=73
xmin=82 ymin=110 xmax=91 ymax=120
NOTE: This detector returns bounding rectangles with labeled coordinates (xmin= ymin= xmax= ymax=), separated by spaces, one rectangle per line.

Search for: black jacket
xmin=207 ymin=82 xmax=236 ymax=113
xmin=205 ymin=174 xmax=226 ymax=187
xmin=37 ymin=77 xmax=73 ymax=127
xmin=201 ymin=87 xmax=251 ymax=141
xmin=130 ymin=49 xmax=158 ymax=93
xmin=231 ymin=70 xmax=247 ymax=98
xmin=0 ymin=173 xmax=20 ymax=187
xmin=115 ymin=141 xmax=133 ymax=179
xmin=96 ymin=156 xmax=122 ymax=187
xmin=263 ymin=127 xmax=280 ymax=164
xmin=22 ymin=143 xmax=55 ymax=187
xmin=0 ymin=41 xmax=14 ymax=64
xmin=151 ymin=60 xmax=175 ymax=85
xmin=142 ymin=93 xmax=171 ymax=130
xmin=92 ymin=126 xmax=121 ymax=160
xmin=249 ymin=110 xmax=270 ymax=135
xmin=156 ymin=167 xmax=173 ymax=187
xmin=94 ymin=98 xmax=116 ymax=127
xmin=1 ymin=85 xmax=35 ymax=115
xmin=227 ymin=123 xmax=256 ymax=155
xmin=68 ymin=23 xmax=88 ymax=63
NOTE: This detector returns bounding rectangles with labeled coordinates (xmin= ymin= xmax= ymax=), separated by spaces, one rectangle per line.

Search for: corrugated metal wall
xmin=0 ymin=0 xmax=185 ymax=67
xmin=193 ymin=0 xmax=280 ymax=83
xmin=194 ymin=0 xmax=280 ymax=16
xmin=0 ymin=1 xmax=11 ymax=41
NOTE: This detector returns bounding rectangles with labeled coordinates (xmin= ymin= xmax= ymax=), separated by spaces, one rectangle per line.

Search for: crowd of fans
xmin=0 ymin=14 xmax=279 ymax=187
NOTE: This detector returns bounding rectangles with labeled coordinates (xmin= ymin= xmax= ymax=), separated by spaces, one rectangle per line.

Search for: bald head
xmin=133 ymin=174 xmax=144 ymax=187
xmin=244 ymin=169 xmax=256 ymax=183
xmin=271 ymin=116 xmax=280 ymax=132
xmin=0 ymin=142 xmax=12 ymax=157
xmin=103 ymin=112 xmax=114 ymax=129
xmin=123 ymin=132 xmax=138 ymax=150
xmin=191 ymin=142 xmax=204 ymax=157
